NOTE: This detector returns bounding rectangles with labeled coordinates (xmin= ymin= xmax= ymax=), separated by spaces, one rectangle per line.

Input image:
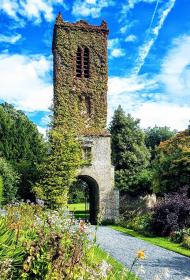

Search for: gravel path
xmin=94 ymin=226 xmax=190 ymax=280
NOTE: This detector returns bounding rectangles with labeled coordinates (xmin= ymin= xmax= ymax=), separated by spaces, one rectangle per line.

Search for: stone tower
xmin=52 ymin=13 xmax=119 ymax=223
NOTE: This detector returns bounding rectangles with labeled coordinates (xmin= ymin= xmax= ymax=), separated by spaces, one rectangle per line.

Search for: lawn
xmin=68 ymin=203 xmax=89 ymax=219
xmin=110 ymin=225 xmax=190 ymax=258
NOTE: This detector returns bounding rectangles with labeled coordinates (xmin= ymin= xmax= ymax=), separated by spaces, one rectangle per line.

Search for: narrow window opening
xmin=76 ymin=47 xmax=82 ymax=78
xmin=83 ymin=146 xmax=92 ymax=162
xmin=85 ymin=95 xmax=91 ymax=116
xmin=84 ymin=47 xmax=90 ymax=78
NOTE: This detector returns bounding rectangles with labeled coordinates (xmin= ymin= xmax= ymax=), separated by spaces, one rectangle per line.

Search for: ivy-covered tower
xmin=52 ymin=13 xmax=119 ymax=223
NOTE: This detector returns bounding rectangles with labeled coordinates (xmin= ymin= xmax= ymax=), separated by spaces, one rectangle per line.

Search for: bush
xmin=0 ymin=203 xmax=132 ymax=279
xmin=182 ymin=235 xmax=190 ymax=249
xmin=0 ymin=158 xmax=19 ymax=204
xmin=151 ymin=187 xmax=190 ymax=236
xmin=0 ymin=176 xmax=3 ymax=206
xmin=170 ymin=230 xmax=184 ymax=243
xmin=128 ymin=214 xmax=153 ymax=235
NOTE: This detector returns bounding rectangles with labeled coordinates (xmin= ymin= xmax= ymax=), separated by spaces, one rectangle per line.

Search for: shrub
xmin=127 ymin=214 xmax=153 ymax=235
xmin=0 ymin=176 xmax=3 ymax=207
xmin=0 ymin=157 xmax=19 ymax=204
xmin=169 ymin=230 xmax=184 ymax=243
xmin=0 ymin=203 xmax=133 ymax=279
xmin=151 ymin=187 xmax=190 ymax=236
xmin=182 ymin=235 xmax=190 ymax=249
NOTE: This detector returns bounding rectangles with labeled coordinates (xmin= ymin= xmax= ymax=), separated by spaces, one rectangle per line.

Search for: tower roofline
xmin=54 ymin=12 xmax=109 ymax=35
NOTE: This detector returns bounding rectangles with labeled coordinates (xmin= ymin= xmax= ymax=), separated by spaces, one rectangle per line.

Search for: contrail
xmin=148 ymin=0 xmax=160 ymax=33
xmin=133 ymin=0 xmax=176 ymax=75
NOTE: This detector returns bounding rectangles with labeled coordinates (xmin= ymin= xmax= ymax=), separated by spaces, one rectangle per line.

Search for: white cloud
xmin=0 ymin=33 xmax=22 ymax=44
xmin=125 ymin=34 xmax=137 ymax=42
xmin=133 ymin=0 xmax=176 ymax=74
xmin=108 ymin=76 xmax=190 ymax=130
xmin=0 ymin=0 xmax=66 ymax=23
xmin=107 ymin=75 xmax=158 ymax=123
xmin=0 ymin=0 xmax=18 ymax=18
xmin=133 ymin=103 xmax=190 ymax=131
xmin=108 ymin=38 xmax=125 ymax=58
xmin=160 ymin=35 xmax=190 ymax=102
xmin=108 ymin=33 xmax=190 ymax=131
xmin=111 ymin=48 xmax=125 ymax=58
xmin=0 ymin=54 xmax=53 ymax=112
xmin=72 ymin=0 xmax=114 ymax=18
xmin=37 ymin=126 xmax=47 ymax=137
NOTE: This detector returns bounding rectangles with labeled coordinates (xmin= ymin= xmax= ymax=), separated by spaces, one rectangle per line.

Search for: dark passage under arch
xmin=77 ymin=175 xmax=99 ymax=224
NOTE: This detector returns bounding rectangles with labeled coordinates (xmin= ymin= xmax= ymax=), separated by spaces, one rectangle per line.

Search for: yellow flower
xmin=137 ymin=250 xmax=145 ymax=260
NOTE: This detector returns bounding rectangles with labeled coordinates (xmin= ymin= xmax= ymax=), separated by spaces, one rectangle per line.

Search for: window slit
xmin=76 ymin=47 xmax=82 ymax=78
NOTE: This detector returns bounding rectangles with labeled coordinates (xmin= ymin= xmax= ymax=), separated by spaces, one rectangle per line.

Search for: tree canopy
xmin=0 ymin=103 xmax=46 ymax=200
xmin=0 ymin=157 xmax=19 ymax=204
xmin=109 ymin=105 xmax=151 ymax=194
xmin=152 ymin=129 xmax=190 ymax=195
xmin=145 ymin=126 xmax=176 ymax=159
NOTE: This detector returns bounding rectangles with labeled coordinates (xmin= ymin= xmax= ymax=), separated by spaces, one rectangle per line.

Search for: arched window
xmin=76 ymin=47 xmax=82 ymax=78
xmin=76 ymin=46 xmax=90 ymax=78
xmin=83 ymin=47 xmax=90 ymax=78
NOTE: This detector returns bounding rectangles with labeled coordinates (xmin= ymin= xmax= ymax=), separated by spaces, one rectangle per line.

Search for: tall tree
xmin=145 ymin=126 xmax=176 ymax=159
xmin=34 ymin=94 xmax=84 ymax=209
xmin=109 ymin=106 xmax=151 ymax=194
xmin=0 ymin=103 xmax=46 ymax=200
xmin=0 ymin=157 xmax=19 ymax=204
xmin=34 ymin=128 xmax=83 ymax=209
xmin=153 ymin=129 xmax=190 ymax=195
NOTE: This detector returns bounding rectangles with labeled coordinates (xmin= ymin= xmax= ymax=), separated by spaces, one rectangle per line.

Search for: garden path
xmin=94 ymin=226 xmax=190 ymax=280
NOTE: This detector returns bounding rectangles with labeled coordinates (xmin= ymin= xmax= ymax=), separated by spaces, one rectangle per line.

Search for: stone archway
xmin=78 ymin=175 xmax=99 ymax=224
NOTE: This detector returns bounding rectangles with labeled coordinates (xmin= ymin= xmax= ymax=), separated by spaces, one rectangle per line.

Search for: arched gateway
xmin=52 ymin=13 xmax=119 ymax=223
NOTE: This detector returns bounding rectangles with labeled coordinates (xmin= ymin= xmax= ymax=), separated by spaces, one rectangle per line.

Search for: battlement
xmin=55 ymin=12 xmax=109 ymax=34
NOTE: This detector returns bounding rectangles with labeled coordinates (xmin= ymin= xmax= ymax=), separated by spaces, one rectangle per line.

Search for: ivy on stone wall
xmin=34 ymin=15 xmax=110 ymax=208
xmin=52 ymin=14 xmax=109 ymax=136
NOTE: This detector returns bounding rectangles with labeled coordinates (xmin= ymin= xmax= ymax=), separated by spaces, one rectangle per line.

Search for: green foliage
xmin=53 ymin=17 xmax=108 ymax=136
xmin=0 ymin=203 xmax=133 ymax=279
xmin=0 ymin=103 xmax=47 ymax=200
xmin=0 ymin=158 xmax=19 ymax=204
xmin=145 ymin=126 xmax=176 ymax=159
xmin=182 ymin=235 xmax=190 ymax=249
xmin=69 ymin=179 xmax=87 ymax=203
xmin=169 ymin=228 xmax=190 ymax=245
xmin=109 ymin=106 xmax=150 ymax=194
xmin=152 ymin=130 xmax=190 ymax=194
xmin=34 ymin=128 xmax=83 ymax=209
xmin=0 ymin=176 xmax=3 ymax=207
xmin=0 ymin=218 xmax=25 ymax=279
xmin=120 ymin=213 xmax=153 ymax=236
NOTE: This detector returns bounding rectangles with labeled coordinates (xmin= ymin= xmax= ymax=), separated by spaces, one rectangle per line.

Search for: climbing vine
xmin=52 ymin=14 xmax=109 ymax=136
xmin=34 ymin=16 xmax=110 ymax=209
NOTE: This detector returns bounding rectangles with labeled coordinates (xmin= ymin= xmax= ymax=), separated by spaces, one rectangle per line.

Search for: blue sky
xmin=0 ymin=0 xmax=190 ymax=135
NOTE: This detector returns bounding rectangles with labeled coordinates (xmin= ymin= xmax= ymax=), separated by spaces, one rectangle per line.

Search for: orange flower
xmin=137 ymin=250 xmax=145 ymax=260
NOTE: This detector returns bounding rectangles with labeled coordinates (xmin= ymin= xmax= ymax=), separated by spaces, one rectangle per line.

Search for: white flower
xmin=183 ymin=277 xmax=190 ymax=280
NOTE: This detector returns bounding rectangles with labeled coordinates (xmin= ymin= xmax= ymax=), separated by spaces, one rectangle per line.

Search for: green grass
xmin=68 ymin=203 xmax=86 ymax=212
xmin=110 ymin=225 xmax=190 ymax=258
xmin=68 ymin=203 xmax=89 ymax=219
xmin=90 ymin=246 xmax=138 ymax=280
